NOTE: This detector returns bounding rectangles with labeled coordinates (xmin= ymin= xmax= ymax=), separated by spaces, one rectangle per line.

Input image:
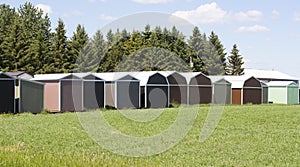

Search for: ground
xmin=0 ymin=105 xmax=299 ymax=166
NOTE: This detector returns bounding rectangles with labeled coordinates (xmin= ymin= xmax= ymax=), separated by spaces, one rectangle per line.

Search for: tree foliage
xmin=0 ymin=2 xmax=244 ymax=75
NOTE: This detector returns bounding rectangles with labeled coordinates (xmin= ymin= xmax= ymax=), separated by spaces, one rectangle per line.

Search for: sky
xmin=2 ymin=0 xmax=300 ymax=79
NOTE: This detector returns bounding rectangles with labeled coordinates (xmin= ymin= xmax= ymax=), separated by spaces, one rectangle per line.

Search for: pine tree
xmin=51 ymin=19 xmax=69 ymax=73
xmin=68 ymin=24 xmax=89 ymax=72
xmin=226 ymin=44 xmax=244 ymax=75
xmin=208 ymin=31 xmax=227 ymax=74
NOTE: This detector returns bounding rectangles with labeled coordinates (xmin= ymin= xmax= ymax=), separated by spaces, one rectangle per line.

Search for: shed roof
xmin=243 ymin=69 xmax=298 ymax=81
xmin=223 ymin=76 xmax=251 ymax=88
xmin=208 ymin=76 xmax=231 ymax=84
xmin=267 ymin=81 xmax=298 ymax=87
xmin=179 ymin=72 xmax=202 ymax=82
xmin=0 ymin=72 xmax=15 ymax=79
xmin=94 ymin=72 xmax=138 ymax=82
xmin=5 ymin=71 xmax=33 ymax=79
xmin=32 ymin=73 xmax=72 ymax=81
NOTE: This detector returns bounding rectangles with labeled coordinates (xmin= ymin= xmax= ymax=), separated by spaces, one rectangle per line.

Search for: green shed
xmin=267 ymin=81 xmax=299 ymax=104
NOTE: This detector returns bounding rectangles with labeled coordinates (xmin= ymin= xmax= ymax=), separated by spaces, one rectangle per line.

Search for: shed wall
xmin=61 ymin=80 xmax=83 ymax=111
xmin=268 ymin=87 xmax=286 ymax=104
xmin=0 ymin=80 xmax=15 ymax=113
xmin=243 ymin=88 xmax=262 ymax=104
xmin=44 ymin=81 xmax=60 ymax=112
xmin=287 ymin=86 xmax=299 ymax=104
xmin=83 ymin=81 xmax=104 ymax=109
xmin=117 ymin=82 xmax=140 ymax=108
xmin=232 ymin=89 xmax=242 ymax=105
xmin=20 ymin=80 xmax=44 ymax=113
xmin=105 ymin=83 xmax=116 ymax=107
xmin=146 ymin=86 xmax=168 ymax=108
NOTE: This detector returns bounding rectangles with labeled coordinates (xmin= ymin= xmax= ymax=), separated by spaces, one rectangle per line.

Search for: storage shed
xmin=181 ymin=72 xmax=212 ymax=105
xmin=0 ymin=72 xmax=16 ymax=113
xmin=225 ymin=76 xmax=264 ymax=105
xmin=33 ymin=74 xmax=83 ymax=112
xmin=267 ymin=81 xmax=299 ymax=104
xmin=243 ymin=77 xmax=263 ymax=104
xmin=75 ymin=73 xmax=105 ymax=110
xmin=209 ymin=76 xmax=232 ymax=104
xmin=135 ymin=71 xmax=169 ymax=108
xmin=161 ymin=71 xmax=187 ymax=104
xmin=96 ymin=72 xmax=140 ymax=109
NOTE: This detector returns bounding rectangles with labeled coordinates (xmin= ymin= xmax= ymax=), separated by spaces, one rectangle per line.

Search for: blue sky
xmin=2 ymin=0 xmax=300 ymax=78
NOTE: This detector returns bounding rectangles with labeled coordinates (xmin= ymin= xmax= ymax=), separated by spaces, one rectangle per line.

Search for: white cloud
xmin=63 ymin=10 xmax=83 ymax=18
xmin=132 ymin=0 xmax=173 ymax=4
xmin=172 ymin=2 xmax=228 ymax=24
xmin=271 ymin=10 xmax=280 ymax=19
xmin=172 ymin=2 xmax=263 ymax=24
xmin=35 ymin=4 xmax=53 ymax=14
xmin=236 ymin=25 xmax=270 ymax=32
xmin=293 ymin=12 xmax=300 ymax=22
xmin=99 ymin=14 xmax=116 ymax=21
xmin=234 ymin=10 xmax=262 ymax=22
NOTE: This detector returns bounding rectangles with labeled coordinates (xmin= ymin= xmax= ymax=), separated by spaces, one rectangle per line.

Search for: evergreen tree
xmin=68 ymin=24 xmax=89 ymax=72
xmin=51 ymin=19 xmax=69 ymax=73
xmin=208 ymin=31 xmax=227 ymax=74
xmin=226 ymin=44 xmax=244 ymax=75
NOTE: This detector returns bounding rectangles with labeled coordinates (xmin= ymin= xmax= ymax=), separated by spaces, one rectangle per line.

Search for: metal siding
xmin=20 ymin=80 xmax=44 ymax=113
xmin=146 ymin=86 xmax=168 ymax=108
xmin=287 ymin=86 xmax=299 ymax=104
xmin=116 ymin=82 xmax=140 ymax=109
xmin=43 ymin=81 xmax=60 ymax=112
xmin=243 ymin=88 xmax=262 ymax=104
xmin=169 ymin=86 xmax=188 ymax=104
xmin=83 ymin=81 xmax=105 ymax=109
xmin=268 ymin=87 xmax=287 ymax=104
xmin=232 ymin=89 xmax=242 ymax=105
xmin=105 ymin=83 xmax=116 ymax=107
xmin=0 ymin=80 xmax=15 ymax=113
xmin=213 ymin=84 xmax=231 ymax=104
xmin=61 ymin=80 xmax=83 ymax=111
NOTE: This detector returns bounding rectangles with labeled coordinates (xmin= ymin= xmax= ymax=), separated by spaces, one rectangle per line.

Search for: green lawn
xmin=0 ymin=105 xmax=299 ymax=166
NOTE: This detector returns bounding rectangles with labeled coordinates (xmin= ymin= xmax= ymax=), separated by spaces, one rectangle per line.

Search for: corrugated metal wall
xmin=0 ymin=80 xmax=15 ymax=113
xmin=20 ymin=80 xmax=44 ymax=113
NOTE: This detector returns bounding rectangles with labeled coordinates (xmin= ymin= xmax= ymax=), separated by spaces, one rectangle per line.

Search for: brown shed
xmin=224 ymin=76 xmax=263 ymax=105
xmin=181 ymin=72 xmax=212 ymax=105
xmin=161 ymin=71 xmax=188 ymax=104
xmin=33 ymin=74 xmax=83 ymax=112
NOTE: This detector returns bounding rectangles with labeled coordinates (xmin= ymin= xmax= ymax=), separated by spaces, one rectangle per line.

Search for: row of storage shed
xmin=0 ymin=71 xmax=299 ymax=113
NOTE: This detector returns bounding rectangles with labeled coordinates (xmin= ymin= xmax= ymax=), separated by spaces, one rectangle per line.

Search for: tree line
xmin=0 ymin=2 xmax=244 ymax=75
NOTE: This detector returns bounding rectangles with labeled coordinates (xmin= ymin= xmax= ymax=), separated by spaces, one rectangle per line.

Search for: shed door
xmin=61 ymin=80 xmax=83 ymax=111
xmin=232 ymin=89 xmax=242 ymax=105
xmin=243 ymin=88 xmax=262 ymax=104
xmin=20 ymin=80 xmax=44 ymax=113
xmin=84 ymin=81 xmax=104 ymax=109
xmin=189 ymin=86 xmax=212 ymax=104
xmin=170 ymin=86 xmax=187 ymax=104
xmin=117 ymin=82 xmax=139 ymax=109
xmin=0 ymin=80 xmax=15 ymax=113
xmin=147 ymin=86 xmax=168 ymax=108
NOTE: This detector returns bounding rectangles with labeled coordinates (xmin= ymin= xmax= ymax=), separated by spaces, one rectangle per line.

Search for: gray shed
xmin=96 ymin=72 xmax=140 ymax=109
xmin=0 ymin=72 xmax=44 ymax=114
xmin=135 ymin=71 xmax=169 ymax=108
xmin=74 ymin=73 xmax=105 ymax=110
xmin=0 ymin=72 xmax=16 ymax=113
xmin=209 ymin=76 xmax=232 ymax=104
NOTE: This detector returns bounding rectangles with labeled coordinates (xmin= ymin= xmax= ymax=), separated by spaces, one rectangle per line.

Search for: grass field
xmin=0 ymin=105 xmax=299 ymax=166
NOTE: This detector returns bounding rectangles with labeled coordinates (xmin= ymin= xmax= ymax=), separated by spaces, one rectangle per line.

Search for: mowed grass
xmin=0 ymin=105 xmax=300 ymax=166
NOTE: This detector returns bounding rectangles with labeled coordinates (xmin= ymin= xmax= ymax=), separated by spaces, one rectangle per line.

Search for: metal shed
xmin=33 ymin=74 xmax=83 ymax=112
xmin=135 ymin=71 xmax=169 ymax=108
xmin=161 ymin=71 xmax=188 ymax=104
xmin=18 ymin=79 xmax=44 ymax=113
xmin=261 ymin=81 xmax=269 ymax=104
xmin=96 ymin=72 xmax=140 ymax=109
xmin=0 ymin=72 xmax=16 ymax=113
xmin=267 ymin=81 xmax=299 ymax=104
xmin=209 ymin=76 xmax=232 ymax=104
xmin=181 ymin=72 xmax=212 ymax=105
xmin=243 ymin=77 xmax=264 ymax=104
xmin=74 ymin=73 xmax=105 ymax=110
